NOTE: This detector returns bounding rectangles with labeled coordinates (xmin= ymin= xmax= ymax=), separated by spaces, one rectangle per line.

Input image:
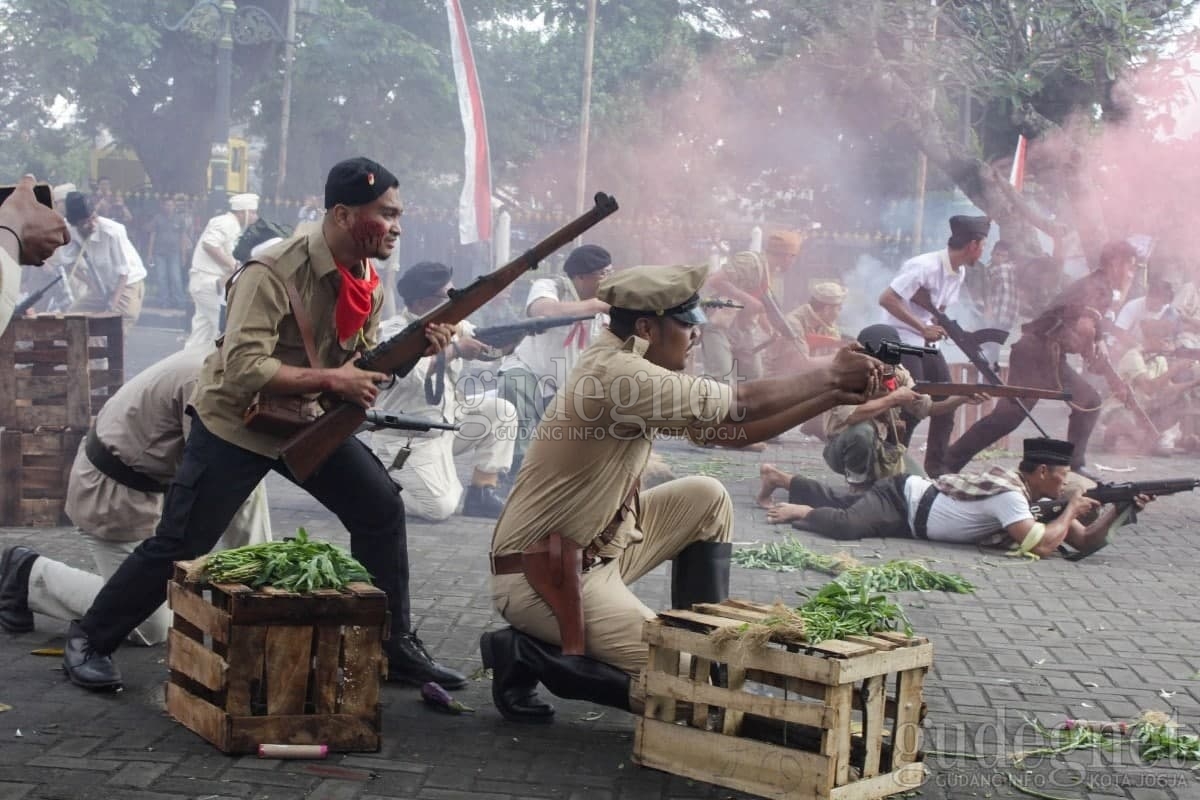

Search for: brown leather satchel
xmin=243 ymin=275 xmax=324 ymax=436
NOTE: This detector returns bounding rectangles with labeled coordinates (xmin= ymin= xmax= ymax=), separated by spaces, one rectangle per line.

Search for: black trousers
xmin=898 ymin=350 xmax=953 ymax=474
xmin=80 ymin=416 xmax=410 ymax=655
xmin=942 ymin=336 xmax=1100 ymax=473
xmin=788 ymin=475 xmax=913 ymax=541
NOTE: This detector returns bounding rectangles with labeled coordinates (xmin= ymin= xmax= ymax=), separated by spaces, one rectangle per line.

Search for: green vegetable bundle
xmin=200 ymin=528 xmax=372 ymax=592
xmin=793 ymin=582 xmax=913 ymax=643
xmin=732 ymin=537 xmax=973 ymax=594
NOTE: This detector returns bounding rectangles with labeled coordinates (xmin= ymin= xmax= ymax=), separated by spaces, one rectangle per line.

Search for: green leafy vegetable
xmin=201 ymin=528 xmax=372 ymax=592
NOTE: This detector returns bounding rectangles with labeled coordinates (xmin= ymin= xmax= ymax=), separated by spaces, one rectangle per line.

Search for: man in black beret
xmin=878 ymin=214 xmax=990 ymax=475
xmin=496 ymin=243 xmax=613 ymax=477
xmin=770 ymin=436 xmax=1152 ymax=559
xmin=65 ymin=157 xmax=468 ymax=694
xmin=370 ymin=261 xmax=516 ymax=520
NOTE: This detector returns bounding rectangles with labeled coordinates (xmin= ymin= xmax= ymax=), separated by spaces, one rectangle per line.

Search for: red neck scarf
xmin=335 ymin=260 xmax=379 ymax=341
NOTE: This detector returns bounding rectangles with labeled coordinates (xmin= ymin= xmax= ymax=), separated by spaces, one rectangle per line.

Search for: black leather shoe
xmin=480 ymin=628 xmax=555 ymax=723
xmin=462 ymin=485 xmax=506 ymax=519
xmin=386 ymin=631 xmax=468 ymax=689
xmin=63 ymin=620 xmax=122 ymax=691
xmin=0 ymin=546 xmax=39 ymax=633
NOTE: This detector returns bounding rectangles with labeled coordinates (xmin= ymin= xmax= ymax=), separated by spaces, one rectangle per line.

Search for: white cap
xmin=52 ymin=183 xmax=77 ymax=203
xmin=230 ymin=193 xmax=259 ymax=212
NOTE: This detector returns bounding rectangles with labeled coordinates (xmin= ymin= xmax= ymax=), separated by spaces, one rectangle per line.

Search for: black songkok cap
xmin=564 ymin=244 xmax=612 ymax=277
xmin=324 ymin=156 xmax=399 ymax=210
xmin=65 ymin=192 xmax=93 ymax=225
xmin=857 ymin=323 xmax=903 ymax=365
xmin=397 ymin=261 xmax=453 ymax=305
xmin=1023 ymin=437 xmax=1074 ymax=467
xmin=949 ymin=215 xmax=991 ymax=241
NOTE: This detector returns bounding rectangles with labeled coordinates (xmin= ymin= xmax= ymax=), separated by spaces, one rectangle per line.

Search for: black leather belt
xmin=84 ymin=428 xmax=170 ymax=494
xmin=912 ymin=484 xmax=939 ymax=539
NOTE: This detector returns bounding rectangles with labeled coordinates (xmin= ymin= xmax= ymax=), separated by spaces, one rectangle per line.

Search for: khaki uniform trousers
xmin=491 ymin=475 xmax=733 ymax=676
xmin=26 ymin=481 xmax=271 ymax=646
xmin=373 ymin=395 xmax=517 ymax=521
xmin=700 ymin=327 xmax=763 ymax=382
xmin=70 ymin=279 xmax=145 ymax=334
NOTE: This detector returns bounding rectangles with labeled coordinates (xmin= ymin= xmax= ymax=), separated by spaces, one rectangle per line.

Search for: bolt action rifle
xmin=279 ymin=192 xmax=620 ymax=482
xmin=13 ymin=272 xmax=63 ymax=317
xmin=910 ymin=286 xmax=1052 ymax=437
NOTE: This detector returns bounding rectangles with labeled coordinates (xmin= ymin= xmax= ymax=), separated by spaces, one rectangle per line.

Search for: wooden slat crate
xmin=0 ymin=313 xmax=124 ymax=430
xmin=633 ymin=600 xmax=932 ymax=800
xmin=165 ymin=561 xmax=389 ymax=755
xmin=0 ymin=428 xmax=85 ymax=526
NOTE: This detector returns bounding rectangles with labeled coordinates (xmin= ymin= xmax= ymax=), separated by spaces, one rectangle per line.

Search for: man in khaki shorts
xmin=481 ymin=263 xmax=882 ymax=723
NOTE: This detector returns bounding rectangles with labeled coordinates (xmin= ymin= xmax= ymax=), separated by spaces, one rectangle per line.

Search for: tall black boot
xmin=670 ymin=541 xmax=731 ymax=611
xmin=480 ymin=626 xmax=630 ymax=723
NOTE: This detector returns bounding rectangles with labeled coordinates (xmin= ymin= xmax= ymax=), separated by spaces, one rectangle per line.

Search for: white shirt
xmin=1114 ymin=296 xmax=1170 ymax=336
xmin=372 ymin=311 xmax=475 ymax=436
xmin=903 ymin=476 xmax=1032 ymax=544
xmin=885 ymin=249 xmax=966 ymax=347
xmin=499 ymin=276 xmax=608 ymax=398
xmin=50 ymin=216 xmax=146 ymax=290
xmin=0 ymin=248 xmax=20 ymax=335
xmin=191 ymin=212 xmax=243 ymax=279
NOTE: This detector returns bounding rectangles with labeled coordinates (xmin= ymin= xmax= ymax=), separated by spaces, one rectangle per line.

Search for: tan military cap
xmin=811 ymin=281 xmax=847 ymax=305
xmin=766 ymin=230 xmax=802 ymax=255
xmin=598 ymin=263 xmax=710 ymax=324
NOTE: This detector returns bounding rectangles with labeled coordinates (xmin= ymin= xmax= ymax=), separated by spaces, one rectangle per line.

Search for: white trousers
xmin=26 ymin=481 xmax=272 ymax=646
xmin=374 ymin=395 xmax=516 ymax=521
xmin=184 ymin=273 xmax=223 ymax=351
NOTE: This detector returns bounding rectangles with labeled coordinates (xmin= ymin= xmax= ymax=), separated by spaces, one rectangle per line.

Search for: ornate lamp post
xmin=164 ymin=0 xmax=289 ymax=214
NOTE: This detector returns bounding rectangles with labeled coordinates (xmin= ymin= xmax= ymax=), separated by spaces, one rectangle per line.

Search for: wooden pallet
xmin=634 ymin=599 xmax=932 ymax=800
xmin=165 ymin=561 xmax=389 ymax=755
xmin=0 ymin=428 xmax=85 ymax=526
xmin=0 ymin=313 xmax=123 ymax=430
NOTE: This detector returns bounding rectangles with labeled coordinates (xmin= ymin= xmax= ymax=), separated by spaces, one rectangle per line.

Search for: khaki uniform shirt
xmin=491 ymin=330 xmax=732 ymax=556
xmin=789 ymin=303 xmax=840 ymax=340
xmin=191 ymin=227 xmax=384 ymax=458
xmin=824 ymin=366 xmax=929 ymax=440
xmin=65 ymin=348 xmax=208 ymax=541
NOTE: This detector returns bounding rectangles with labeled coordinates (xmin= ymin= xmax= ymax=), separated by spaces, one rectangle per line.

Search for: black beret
xmin=857 ymin=323 xmax=903 ymax=365
xmin=1023 ymin=437 xmax=1074 ymax=467
xmin=397 ymin=261 xmax=453 ymax=305
xmin=65 ymin=192 xmax=93 ymax=225
xmin=564 ymin=244 xmax=612 ymax=277
xmin=949 ymin=215 xmax=990 ymax=241
xmin=324 ymin=156 xmax=399 ymax=210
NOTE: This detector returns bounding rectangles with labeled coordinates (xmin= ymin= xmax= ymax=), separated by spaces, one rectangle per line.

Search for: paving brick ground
xmin=1 ymin=326 xmax=1197 ymax=799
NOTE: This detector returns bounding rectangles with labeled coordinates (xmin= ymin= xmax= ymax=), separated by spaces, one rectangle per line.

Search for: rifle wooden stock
xmin=280 ymin=192 xmax=620 ymax=481
xmin=913 ymin=382 xmax=1072 ymax=401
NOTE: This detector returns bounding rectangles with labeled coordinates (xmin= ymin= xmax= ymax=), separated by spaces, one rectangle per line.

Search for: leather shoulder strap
xmin=231 ymin=254 xmax=321 ymax=369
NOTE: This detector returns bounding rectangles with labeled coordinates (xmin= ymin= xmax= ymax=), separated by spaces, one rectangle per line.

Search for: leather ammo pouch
xmin=242 ymin=270 xmax=324 ymax=436
xmin=504 ymin=481 xmax=639 ymax=657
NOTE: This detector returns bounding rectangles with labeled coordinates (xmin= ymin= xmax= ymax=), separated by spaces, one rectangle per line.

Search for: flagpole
xmin=574 ymin=0 xmax=598 ymax=218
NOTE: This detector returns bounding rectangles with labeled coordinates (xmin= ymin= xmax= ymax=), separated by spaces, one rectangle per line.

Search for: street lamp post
xmin=164 ymin=0 xmax=290 ymax=215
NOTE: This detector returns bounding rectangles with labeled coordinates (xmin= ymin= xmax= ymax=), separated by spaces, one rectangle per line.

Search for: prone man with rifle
xmin=878 ymin=214 xmax=993 ymax=476
xmin=64 ymin=159 xmax=619 ymax=695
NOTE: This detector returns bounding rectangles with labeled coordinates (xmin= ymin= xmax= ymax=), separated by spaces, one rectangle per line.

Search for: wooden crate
xmin=0 ymin=313 xmax=124 ymax=430
xmin=165 ymin=561 xmax=389 ymax=755
xmin=0 ymin=428 xmax=85 ymax=526
xmin=633 ymin=600 xmax=932 ymax=800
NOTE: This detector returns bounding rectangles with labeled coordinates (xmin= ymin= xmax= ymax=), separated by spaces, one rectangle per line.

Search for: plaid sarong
xmin=934 ymin=465 xmax=1030 ymax=502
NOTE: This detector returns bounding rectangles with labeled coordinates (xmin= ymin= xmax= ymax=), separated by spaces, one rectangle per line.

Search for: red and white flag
xmin=1008 ymin=134 xmax=1027 ymax=193
xmin=445 ymin=0 xmax=492 ymax=244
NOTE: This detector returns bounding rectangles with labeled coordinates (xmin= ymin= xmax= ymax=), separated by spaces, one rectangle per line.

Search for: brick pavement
xmin=1 ymin=328 xmax=1197 ymax=799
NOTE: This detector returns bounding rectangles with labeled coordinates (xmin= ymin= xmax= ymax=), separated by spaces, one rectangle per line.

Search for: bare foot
xmin=756 ymin=463 xmax=791 ymax=509
xmin=766 ymin=502 xmax=811 ymax=524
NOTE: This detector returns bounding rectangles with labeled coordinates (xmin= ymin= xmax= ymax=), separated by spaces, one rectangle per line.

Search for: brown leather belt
xmin=490 ymin=551 xmax=612 ymax=575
